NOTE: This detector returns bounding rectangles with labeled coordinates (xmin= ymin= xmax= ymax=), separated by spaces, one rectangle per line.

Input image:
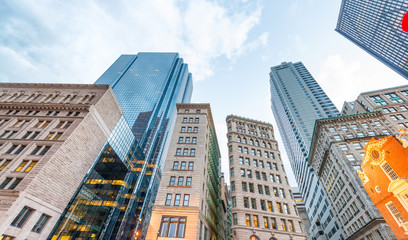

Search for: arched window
xmin=250 ymin=236 xmax=260 ymax=240
xmin=249 ymin=139 xmax=254 ymax=145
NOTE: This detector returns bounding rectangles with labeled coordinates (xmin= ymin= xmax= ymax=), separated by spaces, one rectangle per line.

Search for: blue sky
xmin=0 ymin=0 xmax=406 ymax=186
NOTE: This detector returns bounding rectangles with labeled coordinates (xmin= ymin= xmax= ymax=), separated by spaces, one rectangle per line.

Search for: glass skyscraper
xmin=270 ymin=62 xmax=343 ymax=239
xmin=336 ymin=0 xmax=408 ymax=80
xmin=49 ymin=53 xmax=192 ymax=240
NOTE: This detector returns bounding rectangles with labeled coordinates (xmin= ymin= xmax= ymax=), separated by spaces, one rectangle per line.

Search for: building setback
xmin=336 ymin=0 xmax=408 ymax=80
xmin=226 ymin=115 xmax=307 ymax=240
xmin=146 ymin=104 xmax=230 ymax=240
xmin=269 ymin=61 xmax=343 ymax=240
xmin=49 ymin=53 xmax=192 ymax=240
xmin=361 ymin=135 xmax=408 ymax=239
xmin=0 ymin=83 xmax=122 ymax=240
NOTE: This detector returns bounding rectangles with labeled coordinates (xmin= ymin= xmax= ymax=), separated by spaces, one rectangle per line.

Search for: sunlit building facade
xmin=269 ymin=61 xmax=343 ymax=240
xmin=0 ymin=83 xmax=122 ymax=240
xmin=227 ymin=115 xmax=307 ymax=240
xmin=336 ymin=0 xmax=408 ymax=80
xmin=361 ymin=135 xmax=408 ymax=239
xmin=146 ymin=104 xmax=230 ymax=240
xmin=49 ymin=53 xmax=193 ymax=240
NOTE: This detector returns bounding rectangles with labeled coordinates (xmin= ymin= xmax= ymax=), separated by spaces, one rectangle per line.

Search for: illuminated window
xmin=0 ymin=160 xmax=12 ymax=171
xmin=264 ymin=217 xmax=270 ymax=228
xmin=15 ymin=161 xmax=28 ymax=172
xmin=277 ymin=202 xmax=282 ymax=213
xmin=253 ymin=215 xmax=259 ymax=227
xmin=268 ymin=201 xmax=273 ymax=212
xmin=159 ymin=216 xmax=186 ymax=238
xmin=288 ymin=220 xmax=295 ymax=232
xmin=245 ymin=214 xmax=251 ymax=226
xmin=281 ymin=219 xmax=287 ymax=231
xmin=271 ymin=218 xmax=277 ymax=229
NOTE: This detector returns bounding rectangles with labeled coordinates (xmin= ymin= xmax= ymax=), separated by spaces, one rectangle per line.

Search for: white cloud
xmin=0 ymin=0 xmax=263 ymax=83
xmin=317 ymin=53 xmax=407 ymax=110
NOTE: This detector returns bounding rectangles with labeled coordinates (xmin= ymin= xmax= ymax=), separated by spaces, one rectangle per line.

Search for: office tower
xmin=226 ymin=115 xmax=307 ymax=240
xmin=146 ymin=104 xmax=229 ymax=240
xmin=336 ymin=0 xmax=408 ymax=80
xmin=269 ymin=62 xmax=343 ymax=239
xmin=0 ymin=83 xmax=121 ymax=240
xmin=49 ymin=53 xmax=193 ymax=240
xmin=309 ymin=112 xmax=397 ymax=239
xmin=361 ymin=135 xmax=408 ymax=239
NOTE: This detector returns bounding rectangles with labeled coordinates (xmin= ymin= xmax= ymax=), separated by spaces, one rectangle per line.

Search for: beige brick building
xmin=146 ymin=104 xmax=229 ymax=240
xmin=0 ymin=83 xmax=122 ymax=240
xmin=307 ymin=85 xmax=408 ymax=240
xmin=226 ymin=115 xmax=307 ymax=240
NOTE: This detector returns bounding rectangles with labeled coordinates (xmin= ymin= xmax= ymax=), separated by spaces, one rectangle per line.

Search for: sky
xmin=0 ymin=0 xmax=407 ymax=186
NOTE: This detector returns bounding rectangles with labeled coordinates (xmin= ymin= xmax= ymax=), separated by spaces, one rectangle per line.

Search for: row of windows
xmin=3 ymin=144 xmax=50 ymax=156
xmin=232 ymin=196 xmax=295 ymax=215
xmin=177 ymin=137 xmax=197 ymax=144
xmin=159 ymin=216 xmax=186 ymax=238
xmin=231 ymin=136 xmax=274 ymax=149
xmin=172 ymin=161 xmax=194 ymax=170
xmin=231 ymin=156 xmax=282 ymax=170
xmin=182 ymin=117 xmax=199 ymax=123
xmin=232 ymin=213 xmax=296 ymax=232
xmin=183 ymin=109 xmax=200 ymax=114
xmin=369 ymin=91 xmax=407 ymax=106
xmin=0 ymin=159 xmax=38 ymax=173
xmin=233 ymin=146 xmax=278 ymax=159
xmin=0 ymin=130 xmax=63 ymax=141
xmin=228 ymin=120 xmax=271 ymax=132
xmin=228 ymin=127 xmax=270 ymax=139
xmin=180 ymin=126 xmax=198 ymax=133
xmin=169 ymin=176 xmax=192 ymax=186
xmin=8 ymin=206 xmax=50 ymax=234
xmin=0 ymin=119 xmax=72 ymax=130
xmin=165 ymin=194 xmax=190 ymax=207
xmin=231 ymin=169 xmax=285 ymax=183
xmin=2 ymin=109 xmax=82 ymax=117
xmin=175 ymin=148 xmax=195 ymax=156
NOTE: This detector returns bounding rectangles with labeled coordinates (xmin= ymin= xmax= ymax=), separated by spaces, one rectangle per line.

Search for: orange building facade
xmin=359 ymin=134 xmax=408 ymax=239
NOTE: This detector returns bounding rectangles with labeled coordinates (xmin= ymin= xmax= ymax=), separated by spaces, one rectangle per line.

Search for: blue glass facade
xmin=49 ymin=53 xmax=192 ymax=240
xmin=336 ymin=0 xmax=408 ymax=80
xmin=270 ymin=62 xmax=344 ymax=239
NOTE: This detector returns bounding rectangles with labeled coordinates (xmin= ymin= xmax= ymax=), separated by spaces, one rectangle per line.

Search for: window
xmin=267 ymin=162 xmax=272 ymax=169
xmin=353 ymin=143 xmax=362 ymax=150
xmin=339 ymin=144 xmax=348 ymax=151
xmin=249 ymin=183 xmax=254 ymax=193
xmin=0 ymin=160 xmax=12 ymax=171
xmin=370 ymin=95 xmax=387 ymax=106
xmin=268 ymin=201 xmax=273 ymax=212
xmin=173 ymin=161 xmax=179 ymax=169
xmin=251 ymin=198 xmax=257 ymax=209
xmin=334 ymin=135 xmax=341 ymax=141
xmin=181 ymin=127 xmax=186 ymax=132
xmin=238 ymin=146 xmax=242 ymax=153
xmin=258 ymin=185 xmax=263 ymax=194
xmin=183 ymin=117 xmax=187 ymax=123
xmin=265 ymin=186 xmax=270 ymax=195
xmin=185 ymin=137 xmax=190 ymax=143
xmin=385 ymin=93 xmax=404 ymax=103
xmin=15 ymin=161 xmax=28 ymax=172
xmin=232 ymin=196 xmax=236 ymax=208
xmin=385 ymin=202 xmax=405 ymax=226
xmin=0 ymin=178 xmax=12 ymax=189
xmin=288 ymin=220 xmax=295 ymax=232
xmin=230 ymin=168 xmax=234 ymax=177
xmin=186 ymin=177 xmax=192 ymax=186
xmin=247 ymin=170 xmax=252 ymax=178
xmin=196 ymin=110 xmax=200 ymax=113
xmin=231 ymin=181 xmax=235 ymax=191
xmin=261 ymin=200 xmax=266 ymax=211
xmin=245 ymin=214 xmax=251 ymax=226
xmin=253 ymin=160 xmax=258 ymax=167
xmin=244 ymin=197 xmax=249 ymax=208
xmin=189 ymin=118 xmax=193 ymax=123
xmin=165 ymin=194 xmax=172 ymax=205
xmin=259 ymin=160 xmax=264 ymax=168
xmin=268 ymin=218 xmax=276 ymax=230
xmin=381 ymin=162 xmax=399 ymax=181
xmin=273 ymin=163 xmax=278 ymax=170
xmin=255 ymin=171 xmax=260 ymax=180
xmin=262 ymin=172 xmax=267 ymax=181
xmin=188 ymin=162 xmax=194 ymax=170
xmin=253 ymin=215 xmax=259 ymax=227
xmin=346 ymin=154 xmax=356 ymax=161
xmin=233 ymin=213 xmax=237 ymax=225
xmin=181 ymin=162 xmax=186 ymax=170
xmin=283 ymin=204 xmax=290 ymax=214
xmin=178 ymin=137 xmax=183 ymax=143
xmin=264 ymin=217 xmax=270 ymax=228
xmin=281 ymin=219 xmax=288 ymax=231
xmin=183 ymin=195 xmax=190 ymax=206
xmin=270 ymin=174 xmax=275 ymax=182
xmin=277 ymin=202 xmax=282 ymax=213
xmin=273 ymin=188 xmax=279 ymax=197
xmin=177 ymin=177 xmax=184 ymax=186
xmin=280 ymin=188 xmax=286 ymax=198
xmin=11 ymin=206 xmax=33 ymax=228
xmin=276 ymin=175 xmax=281 ymax=183
xmin=195 ymin=118 xmax=199 ymax=123
xmin=237 ymin=137 xmax=241 ymax=143
xmin=190 ymin=149 xmax=195 ymax=156
xmin=244 ymin=148 xmax=248 ymax=154
xmin=169 ymin=176 xmax=176 ymax=186
xmin=245 ymin=158 xmax=250 ymax=166
xmin=159 ymin=216 xmax=186 ymax=238
xmin=174 ymin=194 xmax=181 ymax=206
xmin=192 ymin=137 xmax=197 ymax=143
xmin=242 ymin=182 xmax=247 ymax=192
xmin=193 ymin=127 xmax=198 ymax=132
xmin=0 ymin=234 xmax=14 ymax=240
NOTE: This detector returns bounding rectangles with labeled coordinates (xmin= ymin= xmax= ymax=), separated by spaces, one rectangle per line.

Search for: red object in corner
xmin=403 ymin=11 xmax=408 ymax=32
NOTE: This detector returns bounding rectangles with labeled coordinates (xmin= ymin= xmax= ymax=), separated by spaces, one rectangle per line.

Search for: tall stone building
xmin=146 ymin=104 xmax=230 ymax=240
xmin=308 ymin=85 xmax=408 ymax=239
xmin=226 ymin=115 xmax=306 ymax=240
xmin=0 ymin=83 xmax=122 ymax=240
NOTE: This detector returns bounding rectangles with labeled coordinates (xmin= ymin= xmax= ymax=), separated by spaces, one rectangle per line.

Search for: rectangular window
xmin=186 ymin=177 xmax=192 ymax=186
xmin=245 ymin=214 xmax=251 ymax=226
xmin=174 ymin=194 xmax=181 ymax=206
xmin=181 ymin=162 xmax=186 ymax=170
xmin=231 ymin=181 xmax=235 ymax=191
xmin=264 ymin=217 xmax=270 ymax=228
xmin=195 ymin=118 xmax=199 ymax=123
xmin=230 ymin=168 xmax=234 ymax=177
xmin=232 ymin=197 xmax=236 ymax=208
xmin=192 ymin=137 xmax=197 ymax=143
xmin=281 ymin=219 xmax=288 ymax=231
xmin=11 ymin=206 xmax=33 ymax=228
xmin=288 ymin=220 xmax=295 ymax=232
xmin=159 ymin=216 xmax=186 ymax=238
xmin=233 ymin=213 xmax=237 ymax=225
xmin=268 ymin=201 xmax=273 ymax=212
xmin=253 ymin=215 xmax=259 ymax=227
xmin=173 ymin=161 xmax=179 ymax=169
xmin=260 ymin=200 xmax=266 ymax=211
xmin=169 ymin=176 xmax=176 ymax=186
xmin=188 ymin=162 xmax=194 ymax=170
xmin=247 ymin=170 xmax=252 ymax=178
xmin=251 ymin=198 xmax=257 ymax=209
xmin=9 ymin=178 xmax=22 ymax=189
xmin=277 ymin=202 xmax=282 ymax=213
xmin=381 ymin=163 xmax=399 ymax=181
xmin=190 ymin=149 xmax=195 ymax=156
xmin=15 ymin=161 xmax=28 ymax=172
xmin=276 ymin=175 xmax=282 ymax=183
xmin=0 ymin=178 xmax=12 ymax=189
xmin=165 ymin=194 xmax=172 ymax=205
xmin=271 ymin=218 xmax=277 ymax=229
xmin=178 ymin=137 xmax=183 ymax=143
xmin=183 ymin=148 xmax=188 ymax=155
xmin=177 ymin=177 xmax=184 ymax=186
xmin=193 ymin=127 xmax=198 ymax=132
xmin=258 ymin=185 xmax=263 ymax=194
xmin=249 ymin=183 xmax=254 ymax=193
xmin=242 ymin=182 xmax=247 ymax=192
xmin=265 ymin=186 xmax=270 ymax=195
xmin=183 ymin=195 xmax=189 ymax=206
xmin=0 ymin=160 xmax=12 ymax=171
xmin=280 ymin=188 xmax=286 ymax=198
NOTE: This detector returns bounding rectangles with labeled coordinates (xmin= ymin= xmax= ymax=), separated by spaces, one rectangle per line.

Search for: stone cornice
xmin=0 ymin=82 xmax=110 ymax=90
xmin=0 ymin=102 xmax=90 ymax=111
